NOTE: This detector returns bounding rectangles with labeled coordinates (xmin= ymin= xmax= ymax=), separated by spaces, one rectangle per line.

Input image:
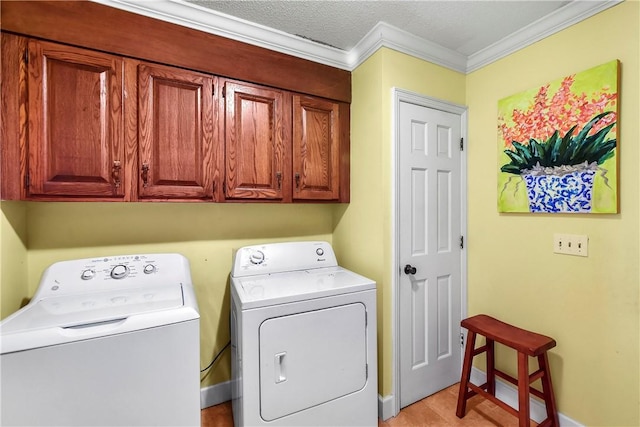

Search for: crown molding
xmin=91 ymin=0 xmax=351 ymax=70
xmin=349 ymin=21 xmax=468 ymax=73
xmin=91 ymin=0 xmax=623 ymax=74
xmin=466 ymin=0 xmax=623 ymax=73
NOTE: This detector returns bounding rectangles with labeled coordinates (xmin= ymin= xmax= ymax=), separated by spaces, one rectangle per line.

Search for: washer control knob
xmin=316 ymin=248 xmax=324 ymax=256
xmin=81 ymin=269 xmax=95 ymax=280
xmin=143 ymin=264 xmax=156 ymax=274
xmin=110 ymin=264 xmax=129 ymax=279
xmin=249 ymin=250 xmax=265 ymax=265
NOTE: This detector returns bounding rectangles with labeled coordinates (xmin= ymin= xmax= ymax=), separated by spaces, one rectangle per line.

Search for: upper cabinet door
xmin=293 ymin=95 xmax=340 ymax=201
xmin=138 ymin=63 xmax=217 ymax=200
xmin=224 ymin=81 xmax=290 ymax=201
xmin=27 ymin=40 xmax=125 ymax=198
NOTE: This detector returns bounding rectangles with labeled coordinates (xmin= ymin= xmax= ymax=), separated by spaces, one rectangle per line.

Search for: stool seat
xmin=456 ymin=314 xmax=559 ymax=427
xmin=461 ymin=315 xmax=556 ymax=356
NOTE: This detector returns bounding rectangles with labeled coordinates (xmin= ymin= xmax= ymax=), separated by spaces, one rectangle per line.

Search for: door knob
xmin=404 ymin=264 xmax=417 ymax=275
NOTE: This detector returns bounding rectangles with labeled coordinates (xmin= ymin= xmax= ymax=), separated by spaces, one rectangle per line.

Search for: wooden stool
xmin=456 ymin=314 xmax=559 ymax=427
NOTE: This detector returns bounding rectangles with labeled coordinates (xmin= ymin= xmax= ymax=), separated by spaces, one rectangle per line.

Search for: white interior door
xmin=398 ymin=100 xmax=463 ymax=408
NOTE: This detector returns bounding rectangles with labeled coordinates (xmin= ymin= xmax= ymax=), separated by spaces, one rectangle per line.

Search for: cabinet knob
xmin=141 ymin=162 xmax=150 ymax=188
xmin=112 ymin=160 xmax=121 ymax=189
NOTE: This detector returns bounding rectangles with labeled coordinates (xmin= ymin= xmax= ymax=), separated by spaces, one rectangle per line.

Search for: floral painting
xmin=498 ymin=60 xmax=619 ymax=213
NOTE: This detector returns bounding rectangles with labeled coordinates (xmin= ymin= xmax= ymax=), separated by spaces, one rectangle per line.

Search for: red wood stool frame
xmin=456 ymin=315 xmax=559 ymax=427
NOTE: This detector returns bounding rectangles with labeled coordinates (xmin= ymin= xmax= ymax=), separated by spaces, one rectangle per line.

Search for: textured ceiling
xmin=185 ymin=0 xmax=571 ymax=56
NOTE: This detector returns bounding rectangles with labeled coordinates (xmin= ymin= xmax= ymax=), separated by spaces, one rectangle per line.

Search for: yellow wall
xmin=340 ymin=2 xmax=639 ymax=423
xmin=466 ymin=2 xmax=639 ymax=425
xmin=333 ymin=48 xmax=466 ymax=396
xmin=1 ymin=202 xmax=334 ymax=388
xmin=0 ymin=202 xmax=28 ymax=318
xmin=1 ymin=1 xmax=638 ymax=423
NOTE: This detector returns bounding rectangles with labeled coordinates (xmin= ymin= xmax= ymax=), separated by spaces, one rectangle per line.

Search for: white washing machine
xmin=0 ymin=253 xmax=200 ymax=427
xmin=230 ymin=241 xmax=378 ymax=427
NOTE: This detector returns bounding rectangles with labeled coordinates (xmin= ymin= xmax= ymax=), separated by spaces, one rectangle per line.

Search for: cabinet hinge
xmin=460 ymin=235 xmax=464 ymax=249
xmin=460 ymin=137 xmax=464 ymax=151
xmin=24 ymin=174 xmax=29 ymax=189
xmin=365 ymin=364 xmax=369 ymax=379
xmin=23 ymin=48 xmax=29 ymax=64
xmin=222 ymin=85 xmax=226 ymax=99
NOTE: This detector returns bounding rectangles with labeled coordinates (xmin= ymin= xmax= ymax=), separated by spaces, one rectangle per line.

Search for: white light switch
xmin=553 ymin=234 xmax=588 ymax=257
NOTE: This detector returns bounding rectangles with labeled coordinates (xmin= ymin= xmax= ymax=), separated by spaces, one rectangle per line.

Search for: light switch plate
xmin=553 ymin=233 xmax=588 ymax=257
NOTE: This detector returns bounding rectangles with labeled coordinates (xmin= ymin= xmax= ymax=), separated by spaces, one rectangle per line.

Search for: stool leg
xmin=486 ymin=338 xmax=495 ymax=396
xmin=538 ymin=353 xmax=559 ymax=427
xmin=456 ymin=331 xmax=476 ymax=418
xmin=517 ymin=352 xmax=531 ymax=427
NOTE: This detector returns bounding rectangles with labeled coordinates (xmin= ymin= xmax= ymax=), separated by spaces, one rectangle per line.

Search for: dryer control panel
xmin=33 ymin=254 xmax=192 ymax=300
xmin=232 ymin=242 xmax=338 ymax=278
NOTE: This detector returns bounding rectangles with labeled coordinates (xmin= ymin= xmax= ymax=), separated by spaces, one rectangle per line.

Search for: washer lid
xmin=0 ymin=284 xmax=195 ymax=354
xmin=231 ymin=266 xmax=376 ymax=309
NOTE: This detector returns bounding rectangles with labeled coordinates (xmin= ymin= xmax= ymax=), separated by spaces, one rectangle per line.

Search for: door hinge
xmin=460 ymin=235 xmax=464 ymax=249
xmin=460 ymin=137 xmax=464 ymax=151
xmin=23 ymin=48 xmax=29 ymax=64
xmin=460 ymin=332 xmax=464 ymax=348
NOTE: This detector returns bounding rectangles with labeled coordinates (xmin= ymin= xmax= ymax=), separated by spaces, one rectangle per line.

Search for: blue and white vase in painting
xmin=523 ymin=169 xmax=596 ymax=213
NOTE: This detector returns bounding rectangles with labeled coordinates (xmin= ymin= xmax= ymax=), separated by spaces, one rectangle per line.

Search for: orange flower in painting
xmin=498 ymin=75 xmax=617 ymax=148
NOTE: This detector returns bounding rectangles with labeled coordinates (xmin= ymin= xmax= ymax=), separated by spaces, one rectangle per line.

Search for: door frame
xmin=390 ymin=88 xmax=469 ymax=417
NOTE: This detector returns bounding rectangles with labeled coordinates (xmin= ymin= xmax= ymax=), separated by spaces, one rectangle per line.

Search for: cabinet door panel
xmin=28 ymin=40 xmax=124 ymax=197
xmin=224 ymin=81 xmax=289 ymax=200
xmin=138 ymin=63 xmax=216 ymax=199
xmin=293 ymin=95 xmax=340 ymax=200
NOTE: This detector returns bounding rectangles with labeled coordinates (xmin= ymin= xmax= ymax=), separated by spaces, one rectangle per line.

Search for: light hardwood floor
xmin=201 ymin=384 xmax=533 ymax=427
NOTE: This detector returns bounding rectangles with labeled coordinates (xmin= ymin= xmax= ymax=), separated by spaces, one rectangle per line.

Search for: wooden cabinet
xmin=137 ymin=62 xmax=220 ymax=200
xmin=1 ymin=33 xmax=27 ymax=200
xmin=222 ymin=80 xmax=291 ymax=201
xmin=1 ymin=35 xmax=349 ymax=203
xmin=292 ymin=95 xmax=341 ymax=201
xmin=26 ymin=40 xmax=125 ymax=198
xmin=221 ymin=84 xmax=349 ymax=202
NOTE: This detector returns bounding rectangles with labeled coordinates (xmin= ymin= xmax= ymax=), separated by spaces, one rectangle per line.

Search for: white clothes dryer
xmin=0 ymin=253 xmax=200 ymax=427
xmin=230 ymin=241 xmax=378 ymax=427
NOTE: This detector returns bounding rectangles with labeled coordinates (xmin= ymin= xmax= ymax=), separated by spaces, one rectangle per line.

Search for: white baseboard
xmin=204 ymin=372 xmax=582 ymax=426
xmin=200 ymin=380 xmax=232 ymax=409
xmin=378 ymin=369 xmax=582 ymax=426
xmin=205 ymin=382 xmax=397 ymax=420
xmin=378 ymin=394 xmax=395 ymax=421
xmin=470 ymin=367 xmax=582 ymax=427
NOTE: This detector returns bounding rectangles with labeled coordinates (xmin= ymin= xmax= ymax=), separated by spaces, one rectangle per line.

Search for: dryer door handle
xmin=275 ymin=352 xmax=287 ymax=384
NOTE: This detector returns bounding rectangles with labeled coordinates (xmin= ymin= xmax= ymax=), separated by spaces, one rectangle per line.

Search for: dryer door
xmin=259 ymin=303 xmax=368 ymax=421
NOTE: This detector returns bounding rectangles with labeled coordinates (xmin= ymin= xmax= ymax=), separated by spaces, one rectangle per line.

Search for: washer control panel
xmin=34 ymin=253 xmax=192 ymax=299
xmin=231 ymin=241 xmax=338 ymax=278
xmin=77 ymin=255 xmax=159 ymax=283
